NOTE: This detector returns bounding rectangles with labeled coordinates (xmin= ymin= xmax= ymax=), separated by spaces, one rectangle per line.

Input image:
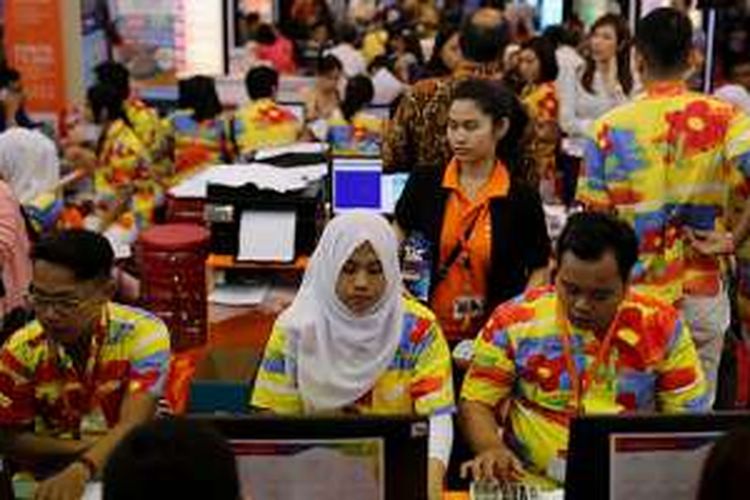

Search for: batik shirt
xmin=577 ymin=81 xmax=750 ymax=303
xmin=522 ymin=82 xmax=560 ymax=198
xmin=0 ymin=303 xmax=170 ymax=438
xmin=462 ymin=286 xmax=709 ymax=488
xmin=252 ymin=296 xmax=455 ymax=417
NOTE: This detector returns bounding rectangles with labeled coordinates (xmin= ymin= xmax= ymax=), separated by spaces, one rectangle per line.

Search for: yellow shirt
xmin=231 ymin=98 xmax=301 ymax=157
xmin=251 ymin=296 xmax=454 ymax=416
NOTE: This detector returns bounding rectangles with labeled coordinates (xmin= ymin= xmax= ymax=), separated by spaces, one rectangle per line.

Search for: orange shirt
xmin=430 ymin=158 xmax=510 ymax=341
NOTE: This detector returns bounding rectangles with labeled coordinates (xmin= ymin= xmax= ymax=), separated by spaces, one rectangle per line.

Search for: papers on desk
xmin=254 ymin=142 xmax=328 ymax=161
xmin=168 ymin=163 xmax=328 ymax=199
xmin=103 ymin=224 xmax=138 ymax=260
xmin=238 ymin=210 xmax=296 ymax=262
xmin=82 ymin=483 xmax=103 ymax=500
xmin=209 ymin=283 xmax=270 ymax=306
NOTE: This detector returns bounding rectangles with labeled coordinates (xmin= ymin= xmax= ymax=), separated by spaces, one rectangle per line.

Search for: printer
xmin=205 ymin=179 xmax=325 ymax=260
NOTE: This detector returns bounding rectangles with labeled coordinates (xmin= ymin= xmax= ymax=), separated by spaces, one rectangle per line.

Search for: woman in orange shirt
xmin=396 ymin=79 xmax=551 ymax=345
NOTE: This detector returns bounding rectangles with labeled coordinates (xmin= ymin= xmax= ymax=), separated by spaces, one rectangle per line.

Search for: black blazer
xmin=395 ymin=170 xmax=551 ymax=312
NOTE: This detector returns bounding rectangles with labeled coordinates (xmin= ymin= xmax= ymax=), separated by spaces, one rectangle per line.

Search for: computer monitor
xmin=192 ymin=415 xmax=428 ymax=500
xmin=565 ymin=412 xmax=750 ymax=500
xmin=332 ymin=157 xmax=383 ymax=213
xmin=279 ymin=102 xmax=306 ymax=123
xmin=332 ymin=158 xmax=409 ymax=215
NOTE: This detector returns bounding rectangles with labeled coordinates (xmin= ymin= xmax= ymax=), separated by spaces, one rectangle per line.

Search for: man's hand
xmin=685 ymin=228 xmax=734 ymax=256
xmin=33 ymin=462 xmax=90 ymax=500
xmin=460 ymin=446 xmax=524 ymax=483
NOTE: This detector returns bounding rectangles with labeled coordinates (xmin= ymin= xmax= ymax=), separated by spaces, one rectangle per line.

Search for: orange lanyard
xmin=50 ymin=311 xmax=108 ymax=437
xmin=557 ymin=301 xmax=619 ymax=416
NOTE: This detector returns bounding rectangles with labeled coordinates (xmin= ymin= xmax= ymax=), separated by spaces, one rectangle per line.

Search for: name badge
xmin=453 ymin=295 xmax=485 ymax=321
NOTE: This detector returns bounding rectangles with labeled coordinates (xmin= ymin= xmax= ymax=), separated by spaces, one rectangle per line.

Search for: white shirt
xmin=714 ymin=84 xmax=750 ymax=116
xmin=557 ymin=66 xmax=630 ymax=139
xmin=371 ymin=67 xmax=405 ymax=105
xmin=327 ymin=44 xmax=368 ymax=78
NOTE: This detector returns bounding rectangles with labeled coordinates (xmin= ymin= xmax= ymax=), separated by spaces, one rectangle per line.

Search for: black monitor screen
xmin=565 ymin=412 xmax=750 ymax=500
xmin=193 ymin=415 xmax=428 ymax=500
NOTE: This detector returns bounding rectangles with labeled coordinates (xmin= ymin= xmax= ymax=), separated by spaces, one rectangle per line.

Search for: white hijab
xmin=0 ymin=128 xmax=59 ymax=203
xmin=279 ymin=212 xmax=404 ymax=412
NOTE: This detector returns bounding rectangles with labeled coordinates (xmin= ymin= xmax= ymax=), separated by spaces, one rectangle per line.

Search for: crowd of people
xmin=0 ymin=0 xmax=749 ymax=499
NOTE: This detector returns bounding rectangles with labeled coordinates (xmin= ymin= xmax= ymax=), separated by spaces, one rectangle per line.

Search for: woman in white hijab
xmin=0 ymin=127 xmax=59 ymax=203
xmin=252 ymin=212 xmax=454 ymax=499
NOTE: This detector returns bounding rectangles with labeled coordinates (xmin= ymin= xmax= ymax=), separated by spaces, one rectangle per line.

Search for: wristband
xmin=75 ymin=454 xmax=97 ymax=480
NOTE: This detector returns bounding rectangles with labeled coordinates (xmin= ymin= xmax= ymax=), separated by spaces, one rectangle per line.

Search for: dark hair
xmin=697 ymin=427 xmax=750 ymax=500
xmin=542 ymin=24 xmax=579 ymax=49
xmin=87 ymin=82 xmax=130 ymax=126
xmin=32 ymin=229 xmax=114 ymax=282
xmin=555 ymin=212 xmax=638 ymax=282
xmin=450 ymin=78 xmax=530 ymax=180
xmin=635 ymin=7 xmax=693 ymax=77
xmin=255 ymin=23 xmax=277 ymax=45
xmin=459 ymin=10 xmax=510 ymax=64
xmin=725 ymin=53 xmax=750 ymax=80
xmin=341 ymin=75 xmax=374 ymax=121
xmin=94 ymin=61 xmax=131 ymax=101
xmin=178 ymin=76 xmax=222 ymax=122
xmin=244 ymin=66 xmax=278 ymax=100
xmin=425 ymin=23 xmax=460 ymax=78
xmin=581 ymin=14 xmax=634 ymax=96
xmin=317 ymin=54 xmax=343 ymax=75
xmin=521 ymin=37 xmax=559 ymax=83
xmin=338 ymin=23 xmax=358 ymax=45
xmin=0 ymin=67 xmax=20 ymax=89
xmin=244 ymin=12 xmax=260 ymax=25
xmin=103 ymin=418 xmax=240 ymax=500
xmin=388 ymin=27 xmax=425 ymax=66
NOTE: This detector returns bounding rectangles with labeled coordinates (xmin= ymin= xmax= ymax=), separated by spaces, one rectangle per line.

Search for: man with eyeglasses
xmin=0 ymin=229 xmax=170 ymax=500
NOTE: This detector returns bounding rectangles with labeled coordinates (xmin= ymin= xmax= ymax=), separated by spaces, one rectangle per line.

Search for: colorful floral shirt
xmin=125 ymin=98 xmax=171 ymax=169
xmin=462 ymin=286 xmax=709 ymax=488
xmin=577 ymin=81 xmax=750 ymax=303
xmin=327 ymin=111 xmax=385 ymax=156
xmin=522 ymin=82 xmax=560 ymax=198
xmin=0 ymin=303 xmax=170 ymax=438
xmin=252 ymin=296 xmax=455 ymax=416
xmin=95 ymin=120 xmax=163 ymax=230
xmin=166 ymin=110 xmax=229 ymax=176
xmin=230 ymin=98 xmax=301 ymax=157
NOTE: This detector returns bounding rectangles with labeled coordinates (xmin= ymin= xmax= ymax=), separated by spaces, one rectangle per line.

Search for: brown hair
xmin=580 ymin=14 xmax=633 ymax=96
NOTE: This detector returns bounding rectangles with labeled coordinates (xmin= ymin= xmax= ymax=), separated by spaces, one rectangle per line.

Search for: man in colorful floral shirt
xmin=576 ymin=8 xmax=750 ymax=404
xmin=0 ymin=230 xmax=170 ymax=500
xmin=460 ymin=212 xmax=708 ymax=489
xmin=230 ymin=66 xmax=302 ymax=158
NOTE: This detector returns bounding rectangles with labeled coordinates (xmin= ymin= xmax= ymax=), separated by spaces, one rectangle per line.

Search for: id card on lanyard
xmin=50 ymin=311 xmax=108 ymax=439
xmin=549 ymin=301 xmax=620 ymax=481
xmin=449 ymin=206 xmax=489 ymax=329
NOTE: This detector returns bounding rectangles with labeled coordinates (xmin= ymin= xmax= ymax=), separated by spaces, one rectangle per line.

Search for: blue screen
xmin=334 ymin=170 xmax=382 ymax=210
